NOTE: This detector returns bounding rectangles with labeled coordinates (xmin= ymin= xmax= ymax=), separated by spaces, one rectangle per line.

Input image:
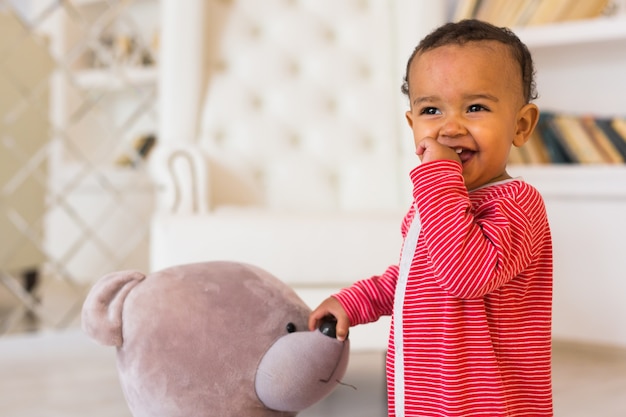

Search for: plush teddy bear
xmin=81 ymin=261 xmax=350 ymax=417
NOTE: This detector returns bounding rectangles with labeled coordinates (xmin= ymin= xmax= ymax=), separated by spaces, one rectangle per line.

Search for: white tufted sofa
xmin=150 ymin=0 xmax=447 ymax=351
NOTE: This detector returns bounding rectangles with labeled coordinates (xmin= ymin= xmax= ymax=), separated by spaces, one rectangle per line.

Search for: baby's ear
xmin=513 ymin=103 xmax=540 ymax=147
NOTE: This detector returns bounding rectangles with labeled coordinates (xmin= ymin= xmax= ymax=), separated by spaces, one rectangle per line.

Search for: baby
xmin=309 ymin=19 xmax=552 ymax=417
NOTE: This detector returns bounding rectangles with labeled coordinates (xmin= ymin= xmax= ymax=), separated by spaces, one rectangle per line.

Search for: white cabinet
xmin=517 ymin=16 xmax=626 ymax=116
xmin=511 ymin=17 xmax=626 ymax=347
xmin=42 ymin=0 xmax=159 ymax=282
xmin=48 ymin=0 xmax=159 ymax=168
xmin=441 ymin=3 xmax=626 ymax=346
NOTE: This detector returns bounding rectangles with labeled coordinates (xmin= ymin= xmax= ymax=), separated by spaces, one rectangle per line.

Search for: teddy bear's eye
xmin=285 ymin=322 xmax=296 ymax=333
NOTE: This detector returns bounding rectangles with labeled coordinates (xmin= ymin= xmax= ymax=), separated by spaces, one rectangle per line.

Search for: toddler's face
xmin=405 ymin=41 xmax=535 ymax=191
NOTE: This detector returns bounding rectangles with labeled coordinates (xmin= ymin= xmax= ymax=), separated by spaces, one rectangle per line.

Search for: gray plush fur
xmin=82 ymin=261 xmax=349 ymax=417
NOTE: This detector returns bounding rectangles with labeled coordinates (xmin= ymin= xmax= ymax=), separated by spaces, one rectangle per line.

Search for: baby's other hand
xmin=308 ymin=297 xmax=350 ymax=342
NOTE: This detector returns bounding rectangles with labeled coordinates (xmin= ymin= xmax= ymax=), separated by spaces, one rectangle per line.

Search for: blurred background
xmin=0 ymin=0 xmax=425 ymax=335
xmin=2 ymin=0 xmax=626 ymax=416
xmin=1 ymin=0 xmax=158 ymax=333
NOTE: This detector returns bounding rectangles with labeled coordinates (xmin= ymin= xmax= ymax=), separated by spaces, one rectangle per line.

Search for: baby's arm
xmin=308 ymin=264 xmax=399 ymax=340
xmin=309 ymin=206 xmax=413 ymax=338
xmin=415 ymin=160 xmax=539 ymax=298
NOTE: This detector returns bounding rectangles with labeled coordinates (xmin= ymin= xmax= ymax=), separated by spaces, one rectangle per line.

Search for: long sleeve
xmin=332 ymin=264 xmax=398 ymax=325
xmin=332 ymin=203 xmax=418 ymax=325
xmin=414 ymin=160 xmax=539 ymax=299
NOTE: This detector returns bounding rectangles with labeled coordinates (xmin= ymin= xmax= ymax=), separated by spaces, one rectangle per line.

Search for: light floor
xmin=1 ymin=330 xmax=626 ymax=417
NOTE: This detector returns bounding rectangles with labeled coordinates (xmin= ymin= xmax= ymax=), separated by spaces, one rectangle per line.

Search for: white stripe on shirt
xmin=393 ymin=206 xmax=421 ymax=417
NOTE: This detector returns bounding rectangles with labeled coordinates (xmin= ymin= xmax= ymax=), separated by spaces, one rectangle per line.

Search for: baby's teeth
xmin=455 ymin=148 xmax=463 ymax=154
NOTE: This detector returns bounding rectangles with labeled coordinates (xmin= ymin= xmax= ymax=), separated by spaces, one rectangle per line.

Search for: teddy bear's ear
xmin=81 ymin=270 xmax=145 ymax=347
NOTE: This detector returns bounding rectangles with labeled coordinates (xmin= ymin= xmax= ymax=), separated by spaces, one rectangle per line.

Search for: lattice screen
xmin=0 ymin=0 xmax=158 ymax=334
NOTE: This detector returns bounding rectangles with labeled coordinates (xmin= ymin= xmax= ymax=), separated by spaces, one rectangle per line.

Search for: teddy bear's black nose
xmin=318 ymin=317 xmax=338 ymax=338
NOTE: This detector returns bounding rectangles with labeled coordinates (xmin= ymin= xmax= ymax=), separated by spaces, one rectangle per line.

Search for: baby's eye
xmin=467 ymin=104 xmax=487 ymax=112
xmin=420 ymin=107 xmax=440 ymax=115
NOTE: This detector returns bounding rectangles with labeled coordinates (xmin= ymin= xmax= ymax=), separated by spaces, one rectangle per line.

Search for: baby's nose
xmin=440 ymin=116 xmax=467 ymax=137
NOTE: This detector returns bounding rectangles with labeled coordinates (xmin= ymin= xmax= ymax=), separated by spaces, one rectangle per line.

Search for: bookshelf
xmin=454 ymin=1 xmax=626 ymax=169
xmin=515 ymin=14 xmax=626 ymax=47
xmin=519 ymin=17 xmax=626 ymax=346
xmin=509 ymin=165 xmax=626 ymax=198
xmin=453 ymin=0 xmax=615 ymax=28
xmin=510 ymin=12 xmax=626 ymax=198
xmin=74 ymin=66 xmax=158 ymax=91
xmin=448 ymin=1 xmax=626 ymax=347
xmin=478 ymin=1 xmax=626 ymax=197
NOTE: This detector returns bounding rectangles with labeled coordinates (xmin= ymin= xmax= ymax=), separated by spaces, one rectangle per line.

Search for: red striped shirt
xmin=334 ymin=160 xmax=553 ymax=416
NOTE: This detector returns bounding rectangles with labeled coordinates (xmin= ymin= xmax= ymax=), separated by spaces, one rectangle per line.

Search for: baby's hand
xmin=416 ymin=136 xmax=461 ymax=164
xmin=308 ymin=297 xmax=350 ymax=342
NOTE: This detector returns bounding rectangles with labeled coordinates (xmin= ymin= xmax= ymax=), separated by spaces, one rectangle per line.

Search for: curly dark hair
xmin=400 ymin=19 xmax=538 ymax=103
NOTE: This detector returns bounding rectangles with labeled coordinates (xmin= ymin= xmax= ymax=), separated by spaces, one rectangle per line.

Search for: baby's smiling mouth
xmin=454 ymin=147 xmax=475 ymax=163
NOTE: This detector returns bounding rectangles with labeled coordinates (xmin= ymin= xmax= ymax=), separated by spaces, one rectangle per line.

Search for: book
xmin=525 ymin=0 xmax=573 ymax=26
xmin=514 ymin=0 xmax=543 ymax=26
xmin=579 ymin=116 xmax=624 ymax=163
xmin=508 ymin=143 xmax=528 ymax=165
xmin=474 ymin=0 xmax=509 ymax=24
xmin=551 ymin=114 xmax=606 ymax=163
xmin=462 ymin=0 xmax=542 ymax=27
xmin=560 ymin=0 xmax=610 ymax=22
xmin=535 ymin=112 xmax=574 ymax=163
xmin=496 ymin=0 xmax=531 ymax=27
xmin=595 ymin=118 xmax=626 ymax=160
xmin=452 ymin=0 xmax=482 ymax=21
xmin=523 ymin=129 xmax=551 ymax=164
xmin=610 ymin=118 xmax=626 ymax=153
